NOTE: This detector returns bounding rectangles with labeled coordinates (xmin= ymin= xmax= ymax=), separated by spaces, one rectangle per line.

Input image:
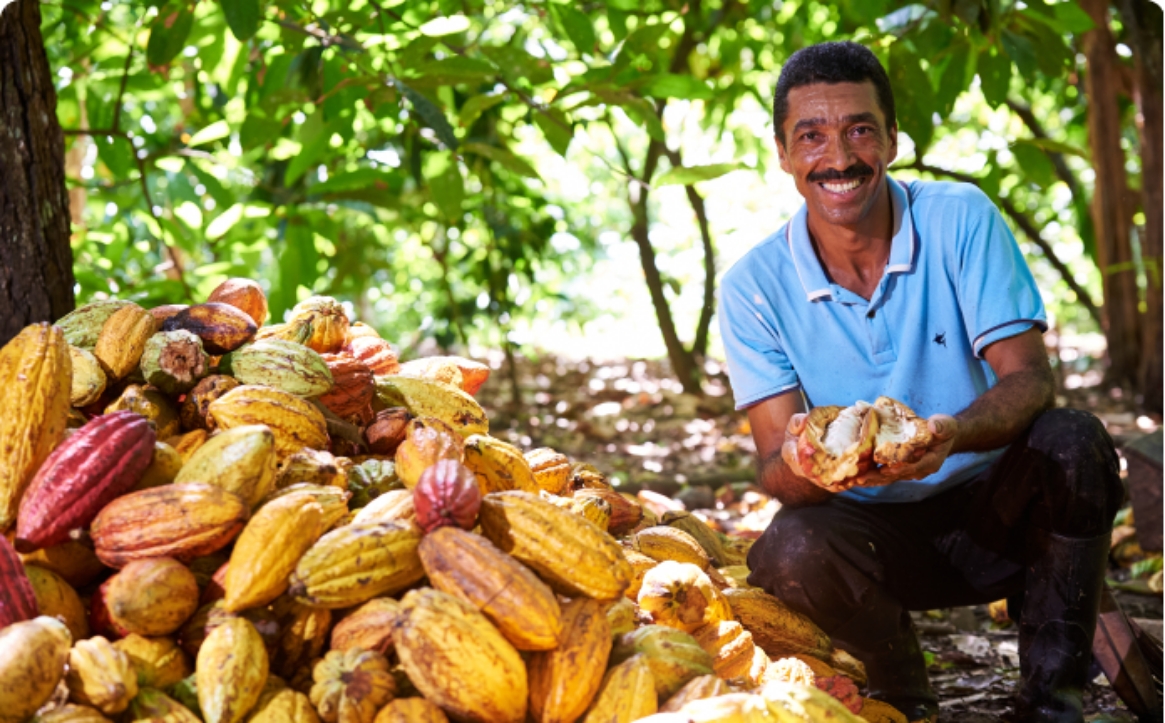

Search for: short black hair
xmin=772 ymin=41 xmax=896 ymax=145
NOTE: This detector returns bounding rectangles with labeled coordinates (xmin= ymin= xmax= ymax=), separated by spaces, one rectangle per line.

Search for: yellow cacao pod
xmin=375 ymin=375 xmax=487 ymax=439
xmin=637 ymin=561 xmax=732 ymax=634
xmin=463 ymin=435 xmax=539 ymax=495
xmin=125 ymin=688 xmax=201 ymax=722
xmin=245 ymin=687 xmax=320 ymax=723
xmin=479 ymin=491 xmax=632 ymax=601
xmin=113 ymin=634 xmax=191 ymax=689
xmin=676 ymin=692 xmax=776 ymax=722
xmin=207 ymin=385 xmax=328 ymax=460
xmin=662 ymin=511 xmax=731 ymax=568
xmin=582 ymin=654 xmax=657 ymax=723
xmin=568 ymin=495 xmax=612 ymax=532
xmin=857 ymin=698 xmax=908 ymax=723
xmin=611 ymin=625 xmax=715 ymax=699
xmin=660 ymin=675 xmax=730 ymax=713
xmin=104 ymin=384 xmax=180 ymax=439
xmin=419 ymin=526 xmax=562 ymax=651
xmin=93 ymin=303 xmax=156 ymax=380
xmin=107 ymin=557 xmax=200 ymax=637
xmin=829 ymin=648 xmax=868 ymax=687
xmin=692 ymin=621 xmax=757 ymax=682
xmin=167 ymin=429 xmax=209 ymax=462
xmin=0 ymin=616 xmax=73 ymax=723
xmin=309 ymin=649 xmax=395 ymax=723
xmin=19 ymin=540 xmax=106 ymax=589
xmin=0 ymin=323 xmax=71 ymax=532
xmin=25 ymin=564 xmax=89 ymax=641
xmin=721 ymin=588 xmax=832 ymax=661
xmin=259 ymin=483 xmax=351 ymax=530
xmin=528 ymin=598 xmax=612 ymax=723
xmin=32 ymin=704 xmax=112 ymax=722
xmin=290 ymin=521 xmax=423 ymax=608
xmin=372 ymin=698 xmax=448 ymax=723
xmin=225 ymin=494 xmax=325 ymax=612
xmin=633 ymin=526 xmax=710 ymax=570
xmin=196 ymin=617 xmax=270 ymax=723
xmin=65 ymin=636 xmax=138 ymax=714
xmin=394 ymin=417 xmax=463 ymax=489
xmin=395 ymin=588 xmax=527 ymax=723
xmin=68 ymin=346 xmax=106 ymax=407
xmin=328 ymin=597 xmax=400 ymax=655
xmin=350 ymin=489 xmax=415 ymax=527
xmin=761 ymin=657 xmax=817 ymax=688
xmin=606 ymin=597 xmax=638 ymax=640
xmin=575 ymin=488 xmax=644 ymax=536
xmin=523 ymin=447 xmax=571 ymax=495
xmin=760 ymin=681 xmax=864 ymax=722
xmin=276 ymin=448 xmax=350 ymax=490
xmin=175 ymin=425 xmax=279 ymax=508
xmin=270 ymin=595 xmax=332 ymax=680
xmin=136 ymin=442 xmax=184 ymax=491
xmin=288 ymin=296 xmax=350 ymax=354
xmin=624 ymin=550 xmax=659 ymax=601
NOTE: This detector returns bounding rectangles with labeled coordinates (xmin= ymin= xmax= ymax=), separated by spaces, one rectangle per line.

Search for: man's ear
xmin=887 ymin=123 xmax=899 ymax=164
xmin=776 ymin=137 xmax=792 ymax=174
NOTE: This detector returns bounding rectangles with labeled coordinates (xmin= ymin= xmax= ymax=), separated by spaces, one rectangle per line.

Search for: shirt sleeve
xmin=955 ymin=194 xmax=1048 ymax=358
xmin=718 ymin=274 xmax=801 ymax=410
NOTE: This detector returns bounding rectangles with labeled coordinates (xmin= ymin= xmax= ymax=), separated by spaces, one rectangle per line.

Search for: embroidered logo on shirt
xmin=933 ymin=332 xmax=947 ymax=347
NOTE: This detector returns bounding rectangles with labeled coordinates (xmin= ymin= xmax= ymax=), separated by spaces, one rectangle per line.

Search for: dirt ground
xmin=475 ymin=351 xmax=1164 ymax=721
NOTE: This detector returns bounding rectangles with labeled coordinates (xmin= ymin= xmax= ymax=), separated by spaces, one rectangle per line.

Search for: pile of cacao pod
xmin=0 ymin=279 xmax=906 ymax=723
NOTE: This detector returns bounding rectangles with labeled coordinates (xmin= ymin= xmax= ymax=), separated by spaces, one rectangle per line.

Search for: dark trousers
xmin=746 ymin=408 xmax=1124 ymax=667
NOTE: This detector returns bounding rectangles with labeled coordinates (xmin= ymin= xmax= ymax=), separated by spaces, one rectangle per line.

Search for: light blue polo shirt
xmin=718 ymin=177 xmax=1047 ymax=503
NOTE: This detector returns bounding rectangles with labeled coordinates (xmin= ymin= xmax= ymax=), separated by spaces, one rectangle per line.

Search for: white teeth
xmin=822 ymin=179 xmax=863 ymax=193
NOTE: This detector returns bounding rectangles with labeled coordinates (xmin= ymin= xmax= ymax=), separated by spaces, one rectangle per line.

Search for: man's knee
xmin=1025 ymin=408 xmax=1123 ymax=534
xmin=746 ymin=505 xmax=878 ymax=620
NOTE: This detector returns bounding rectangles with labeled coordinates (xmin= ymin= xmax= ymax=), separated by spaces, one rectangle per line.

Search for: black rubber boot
xmin=830 ymin=591 xmax=938 ymax=722
xmin=1014 ymin=528 xmax=1111 ymax=723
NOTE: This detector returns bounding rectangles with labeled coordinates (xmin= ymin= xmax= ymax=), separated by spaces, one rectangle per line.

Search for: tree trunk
xmin=0 ymin=0 xmax=75 ymax=346
xmin=1118 ymin=0 xmax=1163 ymax=413
xmin=1081 ymin=0 xmax=1142 ymax=390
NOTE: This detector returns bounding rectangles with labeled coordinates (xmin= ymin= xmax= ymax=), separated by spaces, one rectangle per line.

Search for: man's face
xmin=776 ymin=81 xmax=898 ymax=228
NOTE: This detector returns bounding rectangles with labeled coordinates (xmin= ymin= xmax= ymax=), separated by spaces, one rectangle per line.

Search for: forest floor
xmin=472 ymin=350 xmax=1163 ymax=722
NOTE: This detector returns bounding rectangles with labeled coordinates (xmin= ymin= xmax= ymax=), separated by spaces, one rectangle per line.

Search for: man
xmin=718 ymin=42 xmax=1122 ymax=723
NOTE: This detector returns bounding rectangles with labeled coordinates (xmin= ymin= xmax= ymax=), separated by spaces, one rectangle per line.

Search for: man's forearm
xmin=758 ymin=451 xmax=831 ymax=507
xmin=951 ymin=367 xmax=1055 ymax=454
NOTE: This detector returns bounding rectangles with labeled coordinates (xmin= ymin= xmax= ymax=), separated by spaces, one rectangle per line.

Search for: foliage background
xmin=46 ymin=0 xmax=1156 ymax=398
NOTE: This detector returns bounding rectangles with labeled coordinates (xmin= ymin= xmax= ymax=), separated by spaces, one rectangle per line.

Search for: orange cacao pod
xmin=328 ymin=597 xmax=399 ymax=655
xmin=364 ymin=408 xmax=411 ymax=455
xmin=16 ymin=411 xmax=155 ymax=552
xmin=309 ymin=648 xmax=395 ymax=723
xmin=90 ymin=483 xmax=249 ymax=568
xmin=412 ymin=460 xmax=480 ymax=533
xmin=93 ymin=304 xmax=157 ymax=380
xmin=342 ymin=336 xmax=399 ymax=376
xmin=317 ymin=354 xmax=374 ymax=423
xmin=394 ymin=417 xmax=463 ymax=489
xmin=528 ymin=598 xmax=612 ymax=723
xmin=207 ymin=278 xmax=268 ymax=326
xmin=106 ymin=557 xmax=200 ymax=637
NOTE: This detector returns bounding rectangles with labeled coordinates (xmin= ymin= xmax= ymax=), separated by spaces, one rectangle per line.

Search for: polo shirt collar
xmin=786 ymin=176 xmax=915 ymax=302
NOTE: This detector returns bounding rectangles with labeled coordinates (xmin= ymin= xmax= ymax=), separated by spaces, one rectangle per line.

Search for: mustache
xmin=806 ymin=162 xmax=875 ymax=183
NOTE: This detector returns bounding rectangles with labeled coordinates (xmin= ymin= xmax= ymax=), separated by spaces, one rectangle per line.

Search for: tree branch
xmin=664 ymin=147 xmax=716 ymax=359
xmin=110 ymin=45 xmax=133 ymax=134
xmin=1005 ymin=99 xmax=1086 ymax=204
xmin=904 ymin=159 xmax=1103 ymax=326
xmin=62 ymin=127 xmax=192 ymax=300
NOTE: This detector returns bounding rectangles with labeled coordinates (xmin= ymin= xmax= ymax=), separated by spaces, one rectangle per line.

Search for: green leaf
xmin=309 ymin=168 xmax=401 ymax=195
xmin=654 ymin=162 xmax=746 ymax=187
xmin=240 ymin=113 xmax=282 ymax=151
xmin=641 ymin=74 xmax=713 ymax=101
xmin=285 ymin=130 xmax=330 ymax=186
xmin=1019 ymin=137 xmax=1087 ymax=158
xmin=462 ymin=142 xmax=541 ymax=180
xmin=1051 ymin=2 xmax=1095 ymax=33
xmin=425 ymin=152 xmax=464 ymax=221
xmin=96 ymin=134 xmax=134 ymax=178
xmin=589 ymin=90 xmax=665 ymax=141
xmin=147 ymin=3 xmax=195 ymax=68
xmin=876 ymin=4 xmax=934 ymax=35
xmin=534 ymin=110 xmax=574 ymax=156
xmin=978 ymin=47 xmax=1012 ymax=108
xmin=550 ymin=3 xmax=595 ymax=54
xmin=1000 ymin=29 xmax=1038 ymax=81
xmin=219 ymin=0 xmax=260 ymax=41
xmin=395 ymin=80 xmax=459 ymax=150
xmin=888 ymin=42 xmax=935 ymax=153
xmin=186 ymin=160 xmax=236 ymax=211
xmin=459 ymin=93 xmax=507 ymax=128
xmin=1010 ymin=142 xmax=1057 ymax=189
xmin=414 ymin=56 xmax=496 ymax=81
xmin=187 ymin=120 xmax=231 ymax=147
xmin=935 ymin=40 xmax=975 ymax=118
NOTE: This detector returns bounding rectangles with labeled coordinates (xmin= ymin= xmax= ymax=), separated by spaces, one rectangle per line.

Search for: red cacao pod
xmin=317 ymin=354 xmax=375 ymax=423
xmin=15 ymin=411 xmax=156 ymax=552
xmin=413 ymin=460 xmax=481 ymax=533
xmin=0 ymin=534 xmax=38 ymax=628
xmin=342 ymin=336 xmax=400 ymax=376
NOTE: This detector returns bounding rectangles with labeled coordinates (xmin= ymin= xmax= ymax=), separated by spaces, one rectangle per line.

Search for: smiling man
xmin=718 ymin=42 xmax=1122 ymax=723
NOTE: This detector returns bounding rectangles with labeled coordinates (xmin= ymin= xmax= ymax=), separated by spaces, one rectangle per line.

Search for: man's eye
xmin=853 ymin=126 xmax=873 ymax=136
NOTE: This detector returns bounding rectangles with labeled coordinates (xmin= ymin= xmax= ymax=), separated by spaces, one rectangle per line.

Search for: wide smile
xmin=817 ymin=176 xmax=869 ymax=197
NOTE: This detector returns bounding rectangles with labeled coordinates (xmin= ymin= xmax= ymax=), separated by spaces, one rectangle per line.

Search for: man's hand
xmin=849 ymin=414 xmax=959 ymax=488
xmin=780 ymin=413 xmax=959 ymax=492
